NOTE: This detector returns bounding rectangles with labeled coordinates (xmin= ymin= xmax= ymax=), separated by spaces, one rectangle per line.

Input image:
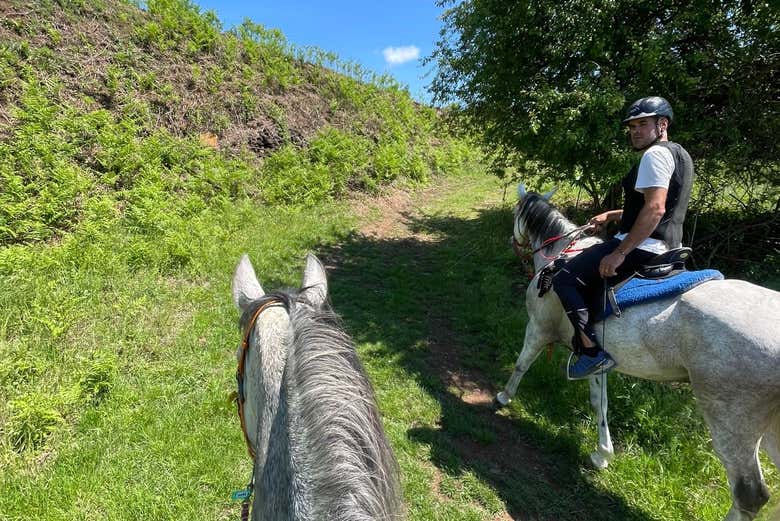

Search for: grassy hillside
xmin=0 ymin=0 xmax=478 ymax=247
xmin=0 ymin=0 xmax=479 ymax=494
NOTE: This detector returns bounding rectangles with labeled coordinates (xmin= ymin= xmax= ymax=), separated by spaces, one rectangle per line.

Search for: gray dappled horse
xmin=232 ymin=254 xmax=402 ymax=521
xmin=496 ymin=185 xmax=780 ymax=521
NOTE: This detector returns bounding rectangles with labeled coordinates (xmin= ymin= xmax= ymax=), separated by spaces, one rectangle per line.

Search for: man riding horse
xmin=553 ymin=96 xmax=695 ymax=379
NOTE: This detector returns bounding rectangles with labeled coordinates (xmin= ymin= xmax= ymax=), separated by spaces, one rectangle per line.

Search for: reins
xmin=530 ymin=223 xmax=593 ymax=257
xmin=513 ymin=223 xmax=594 ymax=281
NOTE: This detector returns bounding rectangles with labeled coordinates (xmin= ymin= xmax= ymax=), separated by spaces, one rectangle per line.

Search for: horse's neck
xmin=245 ymin=310 xmax=291 ymax=464
xmin=253 ymin=338 xmax=312 ymax=521
xmin=259 ymin=311 xmax=400 ymax=521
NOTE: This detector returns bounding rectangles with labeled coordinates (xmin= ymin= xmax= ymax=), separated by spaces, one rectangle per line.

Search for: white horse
xmin=495 ymin=185 xmax=780 ymax=521
xmin=232 ymin=253 xmax=403 ymax=520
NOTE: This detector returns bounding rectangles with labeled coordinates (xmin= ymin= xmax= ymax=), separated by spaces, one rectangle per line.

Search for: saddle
xmin=536 ymin=248 xmax=692 ymax=297
xmin=604 ymin=247 xmax=692 ymax=317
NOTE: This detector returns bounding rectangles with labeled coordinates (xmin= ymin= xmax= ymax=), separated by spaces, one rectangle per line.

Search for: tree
xmin=428 ymin=0 xmax=778 ymax=208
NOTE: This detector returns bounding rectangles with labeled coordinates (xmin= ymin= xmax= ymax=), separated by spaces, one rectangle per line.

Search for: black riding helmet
xmin=623 ymin=96 xmax=674 ymax=125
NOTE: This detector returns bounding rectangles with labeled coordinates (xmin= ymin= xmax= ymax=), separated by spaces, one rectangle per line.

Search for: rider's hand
xmin=599 ymin=251 xmax=624 ymax=278
xmin=588 ymin=212 xmax=611 ymax=232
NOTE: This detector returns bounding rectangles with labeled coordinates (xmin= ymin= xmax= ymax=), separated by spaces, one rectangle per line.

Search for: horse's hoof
xmin=493 ymin=392 xmax=511 ymax=410
xmin=590 ymin=451 xmax=610 ymax=470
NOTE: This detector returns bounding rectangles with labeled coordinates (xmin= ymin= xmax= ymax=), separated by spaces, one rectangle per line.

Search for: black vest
xmin=619 ymin=141 xmax=694 ymax=248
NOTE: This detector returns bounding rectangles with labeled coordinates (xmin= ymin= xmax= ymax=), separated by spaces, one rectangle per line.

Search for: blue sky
xmin=191 ymin=1 xmax=449 ymax=104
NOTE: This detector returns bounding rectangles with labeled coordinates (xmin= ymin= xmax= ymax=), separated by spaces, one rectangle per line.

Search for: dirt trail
xmin=345 ymin=181 xmax=540 ymax=521
xmin=350 ymin=182 xmax=497 ymax=403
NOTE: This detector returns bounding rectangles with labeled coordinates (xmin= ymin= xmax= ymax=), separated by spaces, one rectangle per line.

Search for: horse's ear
xmin=232 ymin=254 xmax=265 ymax=311
xmin=301 ymin=253 xmax=328 ymax=308
xmin=517 ymin=183 xmax=527 ymax=200
xmin=541 ymin=187 xmax=558 ymax=200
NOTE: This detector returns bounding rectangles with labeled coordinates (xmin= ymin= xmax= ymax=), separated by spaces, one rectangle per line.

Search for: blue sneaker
xmin=567 ymin=351 xmax=616 ymax=380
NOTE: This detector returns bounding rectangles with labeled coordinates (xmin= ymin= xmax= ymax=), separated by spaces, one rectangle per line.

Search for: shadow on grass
xmin=317 ymin=206 xmax=658 ymax=521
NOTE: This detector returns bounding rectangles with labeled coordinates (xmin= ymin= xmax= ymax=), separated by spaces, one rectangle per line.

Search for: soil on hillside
xmin=0 ymin=1 xmax=356 ymax=158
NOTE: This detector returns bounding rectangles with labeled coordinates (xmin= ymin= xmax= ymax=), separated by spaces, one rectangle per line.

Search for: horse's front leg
xmin=589 ymin=373 xmax=614 ymax=469
xmin=496 ymin=319 xmax=552 ymax=407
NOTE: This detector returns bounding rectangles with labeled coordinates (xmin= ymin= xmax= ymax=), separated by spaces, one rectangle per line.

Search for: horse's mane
xmin=241 ymin=291 xmax=402 ymax=521
xmin=517 ymin=193 xmax=578 ymax=245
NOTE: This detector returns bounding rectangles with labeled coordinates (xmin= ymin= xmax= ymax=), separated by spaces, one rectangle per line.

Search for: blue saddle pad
xmin=597 ymin=269 xmax=723 ymax=321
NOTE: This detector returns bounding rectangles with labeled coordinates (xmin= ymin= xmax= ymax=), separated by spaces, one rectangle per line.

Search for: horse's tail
xmin=762 ymin=410 xmax=780 ymax=472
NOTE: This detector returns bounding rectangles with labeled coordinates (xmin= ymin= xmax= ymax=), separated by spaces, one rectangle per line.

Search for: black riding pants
xmin=552 ymin=238 xmax=656 ymax=351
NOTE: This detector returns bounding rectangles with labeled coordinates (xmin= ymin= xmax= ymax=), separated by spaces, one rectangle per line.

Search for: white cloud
xmin=382 ymin=45 xmax=420 ymax=66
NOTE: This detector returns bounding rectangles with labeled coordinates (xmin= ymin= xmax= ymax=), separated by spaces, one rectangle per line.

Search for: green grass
xmin=1 ymin=168 xmax=779 ymax=521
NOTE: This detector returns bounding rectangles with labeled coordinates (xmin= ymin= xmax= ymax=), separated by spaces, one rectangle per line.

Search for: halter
xmin=236 ymin=297 xmax=284 ymax=459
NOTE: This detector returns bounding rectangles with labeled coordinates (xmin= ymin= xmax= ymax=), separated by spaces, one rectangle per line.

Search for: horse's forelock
xmin=517 ymin=192 xmax=573 ymax=243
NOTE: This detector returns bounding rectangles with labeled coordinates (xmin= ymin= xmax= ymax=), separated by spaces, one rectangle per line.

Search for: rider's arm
xmin=599 ymin=187 xmax=666 ymax=277
xmin=612 ymin=187 xmax=667 ymax=256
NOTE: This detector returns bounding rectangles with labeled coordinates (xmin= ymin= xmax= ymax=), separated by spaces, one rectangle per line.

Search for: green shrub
xmin=260 ymin=146 xmax=332 ymax=205
xmin=232 ymin=20 xmax=300 ymax=90
xmin=0 ymin=358 xmax=40 ymax=388
xmin=431 ymin=138 xmax=482 ymax=176
xmin=404 ymin=146 xmax=431 ymax=183
xmin=0 ymin=84 xmax=94 ymax=245
xmin=76 ymin=356 xmax=117 ymax=404
xmin=6 ymin=395 xmax=63 ymax=452
xmin=308 ymin=128 xmax=372 ymax=195
xmin=372 ymin=139 xmax=407 ymax=182
xmin=135 ymin=0 xmax=221 ymax=55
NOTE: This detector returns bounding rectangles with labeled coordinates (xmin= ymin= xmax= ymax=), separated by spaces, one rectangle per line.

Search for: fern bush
xmin=232 ymin=20 xmax=300 ymax=91
xmin=5 ymin=395 xmax=63 ymax=453
xmin=308 ymin=128 xmax=372 ymax=195
xmin=0 ymin=83 xmax=93 ymax=244
xmin=76 ymin=355 xmax=117 ymax=405
xmin=135 ymin=0 xmax=221 ymax=55
xmin=260 ymin=145 xmax=332 ymax=205
xmin=372 ymin=139 xmax=407 ymax=183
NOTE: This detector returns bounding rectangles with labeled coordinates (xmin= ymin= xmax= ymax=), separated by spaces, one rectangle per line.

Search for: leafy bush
xmin=260 ymin=146 xmax=332 ymax=205
xmin=372 ymin=139 xmax=407 ymax=183
xmin=232 ymin=20 xmax=300 ymax=91
xmin=0 ymin=358 xmax=40 ymax=388
xmin=135 ymin=0 xmax=221 ymax=55
xmin=0 ymin=83 xmax=94 ymax=244
xmin=308 ymin=128 xmax=372 ymax=195
xmin=76 ymin=356 xmax=117 ymax=404
xmin=6 ymin=395 xmax=63 ymax=452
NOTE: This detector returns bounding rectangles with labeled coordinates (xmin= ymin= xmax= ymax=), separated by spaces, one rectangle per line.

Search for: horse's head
xmin=513 ymin=183 xmax=557 ymax=247
xmin=231 ymin=253 xmax=329 ymax=455
xmin=232 ymin=252 xmax=330 ymax=365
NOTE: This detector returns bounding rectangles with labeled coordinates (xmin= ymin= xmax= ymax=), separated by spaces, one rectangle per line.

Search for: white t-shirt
xmin=614 ymin=144 xmax=675 ymax=254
